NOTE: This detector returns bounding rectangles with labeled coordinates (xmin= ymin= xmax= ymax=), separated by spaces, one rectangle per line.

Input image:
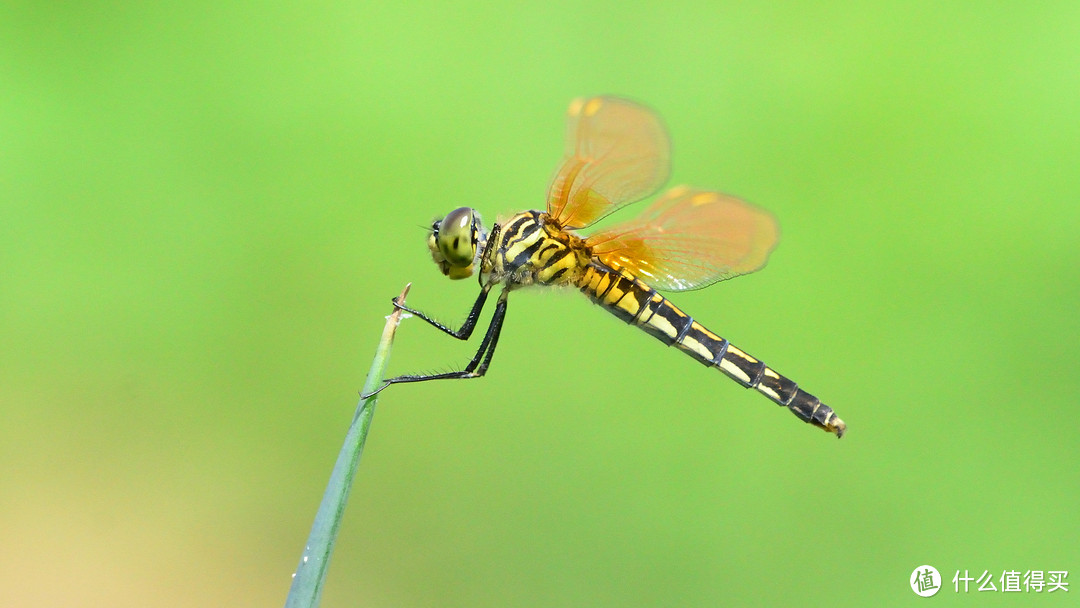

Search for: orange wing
xmin=586 ymin=186 xmax=780 ymax=291
xmin=546 ymin=96 xmax=670 ymax=229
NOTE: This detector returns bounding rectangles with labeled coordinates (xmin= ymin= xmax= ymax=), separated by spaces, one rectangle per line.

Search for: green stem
xmin=284 ymin=283 xmax=411 ymax=608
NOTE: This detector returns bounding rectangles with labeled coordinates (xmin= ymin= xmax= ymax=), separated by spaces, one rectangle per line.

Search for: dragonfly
xmin=368 ymin=96 xmax=846 ymax=437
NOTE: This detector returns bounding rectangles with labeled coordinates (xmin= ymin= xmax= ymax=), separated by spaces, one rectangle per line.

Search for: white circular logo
xmin=910 ymin=565 xmax=941 ymax=597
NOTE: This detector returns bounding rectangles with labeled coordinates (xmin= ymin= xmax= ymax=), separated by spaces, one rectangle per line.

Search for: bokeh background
xmin=3 ymin=2 xmax=1078 ymax=606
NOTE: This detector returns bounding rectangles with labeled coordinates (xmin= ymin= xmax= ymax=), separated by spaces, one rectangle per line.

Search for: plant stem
xmin=284 ymin=283 xmax=411 ymax=608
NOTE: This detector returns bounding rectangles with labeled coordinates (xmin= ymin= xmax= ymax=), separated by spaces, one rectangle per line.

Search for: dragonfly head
xmin=428 ymin=207 xmax=487 ymax=280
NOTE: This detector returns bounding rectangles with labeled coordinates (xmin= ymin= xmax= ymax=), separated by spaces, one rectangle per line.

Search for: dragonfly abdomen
xmin=578 ymin=262 xmax=846 ymax=437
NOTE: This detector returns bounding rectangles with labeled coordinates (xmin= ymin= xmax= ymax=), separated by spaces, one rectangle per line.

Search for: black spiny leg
xmin=362 ymin=290 xmax=509 ymax=397
xmin=392 ymin=283 xmax=492 ymax=340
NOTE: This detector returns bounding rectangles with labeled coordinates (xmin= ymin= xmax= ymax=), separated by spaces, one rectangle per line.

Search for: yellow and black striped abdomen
xmin=577 ymin=261 xmax=846 ymax=437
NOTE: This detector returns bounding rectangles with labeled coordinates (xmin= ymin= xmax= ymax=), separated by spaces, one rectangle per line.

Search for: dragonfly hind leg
xmin=361 ymin=290 xmax=509 ymax=398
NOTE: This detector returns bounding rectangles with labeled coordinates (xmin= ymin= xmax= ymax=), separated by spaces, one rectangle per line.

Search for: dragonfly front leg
xmin=392 ymin=283 xmax=492 ymax=340
xmin=362 ymin=290 xmax=509 ymax=398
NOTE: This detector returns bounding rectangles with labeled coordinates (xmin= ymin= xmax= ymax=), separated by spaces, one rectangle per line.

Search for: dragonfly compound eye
xmin=437 ymin=207 xmax=478 ymax=268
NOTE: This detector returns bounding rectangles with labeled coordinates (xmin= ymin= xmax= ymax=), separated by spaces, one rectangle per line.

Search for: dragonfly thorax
xmin=482 ymin=210 xmax=592 ymax=289
xmin=428 ymin=207 xmax=488 ymax=280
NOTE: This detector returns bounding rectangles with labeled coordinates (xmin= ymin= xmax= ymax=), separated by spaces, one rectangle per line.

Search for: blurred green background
xmin=3 ymin=2 xmax=1078 ymax=606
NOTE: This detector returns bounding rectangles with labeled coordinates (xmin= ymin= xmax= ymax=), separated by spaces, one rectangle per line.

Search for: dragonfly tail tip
xmin=830 ymin=417 xmax=847 ymax=439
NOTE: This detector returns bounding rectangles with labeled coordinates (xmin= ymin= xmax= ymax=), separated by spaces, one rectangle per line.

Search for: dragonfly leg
xmin=361 ymin=290 xmax=509 ymax=397
xmin=392 ymin=284 xmax=491 ymax=340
